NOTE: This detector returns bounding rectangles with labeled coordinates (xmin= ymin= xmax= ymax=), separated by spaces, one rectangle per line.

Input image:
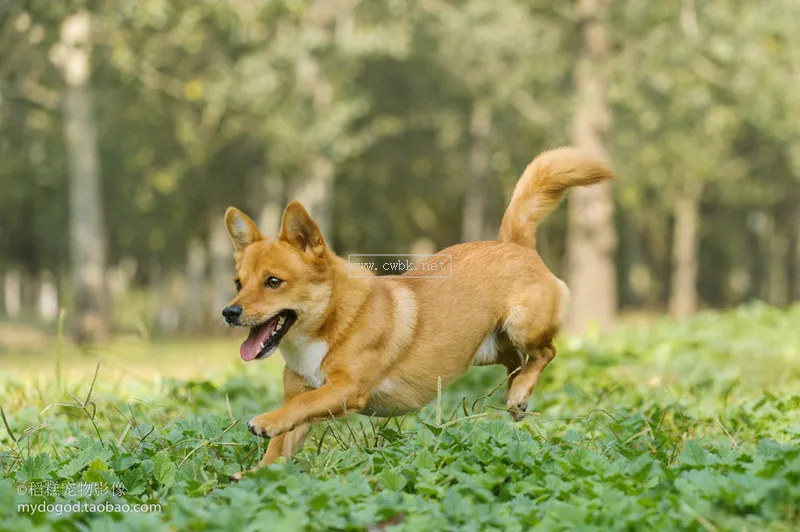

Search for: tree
xmin=419 ymin=0 xmax=552 ymax=243
xmin=566 ymin=0 xmax=616 ymax=332
xmin=51 ymin=11 xmax=109 ymax=342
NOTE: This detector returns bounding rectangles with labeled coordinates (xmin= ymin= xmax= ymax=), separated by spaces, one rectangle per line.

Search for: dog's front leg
xmin=231 ymin=367 xmax=312 ymax=480
xmin=247 ymin=368 xmax=369 ymax=439
xmin=259 ymin=366 xmax=313 ymax=463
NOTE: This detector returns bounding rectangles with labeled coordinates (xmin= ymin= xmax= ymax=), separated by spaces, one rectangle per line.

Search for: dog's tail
xmin=498 ymin=147 xmax=615 ymax=248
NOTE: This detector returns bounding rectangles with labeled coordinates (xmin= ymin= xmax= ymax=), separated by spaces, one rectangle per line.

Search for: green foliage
xmin=1 ymin=304 xmax=799 ymax=529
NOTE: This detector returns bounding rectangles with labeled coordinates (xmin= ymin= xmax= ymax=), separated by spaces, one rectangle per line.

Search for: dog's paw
xmin=229 ymin=467 xmax=258 ymax=482
xmin=247 ymin=413 xmax=290 ymax=439
xmin=507 ymin=400 xmax=528 ymax=422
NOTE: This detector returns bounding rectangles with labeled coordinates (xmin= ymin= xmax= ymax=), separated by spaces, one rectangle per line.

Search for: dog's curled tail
xmin=498 ymin=147 xmax=615 ymax=248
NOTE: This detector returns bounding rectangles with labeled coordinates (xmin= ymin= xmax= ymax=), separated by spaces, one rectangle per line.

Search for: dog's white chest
xmin=280 ymin=337 xmax=328 ymax=389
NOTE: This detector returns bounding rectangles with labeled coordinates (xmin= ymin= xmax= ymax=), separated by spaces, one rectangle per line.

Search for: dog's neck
xmin=313 ymin=253 xmax=374 ymax=347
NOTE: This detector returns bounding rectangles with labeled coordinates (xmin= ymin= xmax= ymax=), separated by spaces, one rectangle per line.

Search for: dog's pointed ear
xmin=279 ymin=201 xmax=326 ymax=256
xmin=225 ymin=207 xmax=262 ymax=253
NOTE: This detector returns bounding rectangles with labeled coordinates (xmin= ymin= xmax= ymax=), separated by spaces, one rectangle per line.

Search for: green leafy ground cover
xmin=1 ymin=303 xmax=799 ymax=531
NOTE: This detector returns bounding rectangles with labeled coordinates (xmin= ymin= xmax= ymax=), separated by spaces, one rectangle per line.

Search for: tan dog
xmin=223 ymin=147 xmax=614 ymax=478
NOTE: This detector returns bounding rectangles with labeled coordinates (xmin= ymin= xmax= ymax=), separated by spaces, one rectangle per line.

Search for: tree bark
xmin=669 ymin=183 xmax=702 ymax=318
xmin=256 ymin=174 xmax=285 ymax=238
xmin=38 ymin=271 xmax=59 ymax=323
xmin=566 ymin=0 xmax=616 ymax=333
xmin=53 ymin=12 xmax=109 ymax=343
xmin=766 ymin=212 xmax=789 ymax=307
xmin=3 ymin=270 xmax=22 ymax=319
xmin=184 ymin=239 xmax=207 ymax=332
xmin=293 ymin=156 xmax=334 ymax=239
xmin=461 ymin=101 xmax=493 ymax=242
xmin=209 ymin=217 xmax=233 ymax=329
xmin=292 ymin=54 xmax=334 ymax=239
xmin=292 ymin=1 xmax=338 ymax=242
xmin=794 ymin=211 xmax=800 ymax=302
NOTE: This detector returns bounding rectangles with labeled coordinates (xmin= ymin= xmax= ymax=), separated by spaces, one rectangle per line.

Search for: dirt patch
xmin=0 ymin=323 xmax=52 ymax=352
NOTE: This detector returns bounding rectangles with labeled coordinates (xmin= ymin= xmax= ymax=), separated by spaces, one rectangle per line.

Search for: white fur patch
xmin=375 ymin=377 xmax=400 ymax=395
xmin=388 ymin=284 xmax=417 ymax=354
xmin=280 ymin=337 xmax=328 ymax=389
xmin=472 ymin=332 xmax=498 ymax=366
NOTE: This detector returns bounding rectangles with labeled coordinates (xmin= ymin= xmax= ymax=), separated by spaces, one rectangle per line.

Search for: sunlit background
xmin=1 ymin=0 xmax=799 ymax=379
xmin=2 ymin=4 xmax=800 ymax=530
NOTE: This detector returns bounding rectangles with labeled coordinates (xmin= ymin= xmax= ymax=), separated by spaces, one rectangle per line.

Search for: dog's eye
xmin=265 ymin=276 xmax=283 ymax=289
xmin=234 ymin=279 xmax=242 ymax=292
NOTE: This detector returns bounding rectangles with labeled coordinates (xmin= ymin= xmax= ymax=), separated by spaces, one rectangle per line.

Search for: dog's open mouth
xmin=239 ymin=310 xmax=297 ymax=362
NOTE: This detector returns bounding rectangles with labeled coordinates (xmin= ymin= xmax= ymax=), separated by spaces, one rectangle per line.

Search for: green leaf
xmin=679 ymin=440 xmax=711 ymax=467
xmin=153 ymin=453 xmax=177 ymax=488
xmin=120 ymin=469 xmax=147 ymax=496
xmin=380 ymin=469 xmax=407 ymax=491
xmin=16 ymin=454 xmax=53 ymax=483
xmin=414 ymin=449 xmax=435 ymax=470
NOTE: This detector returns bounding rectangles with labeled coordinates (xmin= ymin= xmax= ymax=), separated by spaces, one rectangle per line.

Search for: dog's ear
xmin=225 ymin=207 xmax=262 ymax=253
xmin=279 ymin=201 xmax=326 ymax=257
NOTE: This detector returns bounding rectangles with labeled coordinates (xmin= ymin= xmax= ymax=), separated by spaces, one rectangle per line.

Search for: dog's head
xmin=222 ymin=201 xmax=333 ymax=361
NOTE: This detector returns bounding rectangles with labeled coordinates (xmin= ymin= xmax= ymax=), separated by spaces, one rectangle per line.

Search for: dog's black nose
xmin=222 ymin=305 xmax=243 ymax=324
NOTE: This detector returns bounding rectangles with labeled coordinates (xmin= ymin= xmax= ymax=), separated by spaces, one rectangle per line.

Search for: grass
xmin=1 ymin=302 xmax=799 ymax=531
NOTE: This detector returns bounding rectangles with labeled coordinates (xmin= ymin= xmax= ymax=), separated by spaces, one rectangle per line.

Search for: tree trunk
xmin=566 ymin=0 xmax=616 ymax=333
xmin=293 ymin=156 xmax=334 ymax=239
xmin=3 ymin=270 xmax=22 ymax=319
xmin=794 ymin=211 xmax=800 ymax=302
xmin=461 ymin=101 xmax=493 ymax=242
xmin=53 ymin=12 xmax=109 ymax=343
xmin=766 ymin=212 xmax=789 ymax=307
xmin=669 ymin=183 xmax=702 ymax=318
xmin=184 ymin=239 xmax=207 ymax=332
xmin=209 ymin=217 xmax=233 ymax=329
xmin=292 ymin=3 xmax=337 ymax=242
xmin=38 ymin=271 xmax=59 ymax=323
xmin=256 ymin=174 xmax=285 ymax=238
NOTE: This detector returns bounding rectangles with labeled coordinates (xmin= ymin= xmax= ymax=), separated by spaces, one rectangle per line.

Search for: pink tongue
xmin=240 ymin=322 xmax=275 ymax=361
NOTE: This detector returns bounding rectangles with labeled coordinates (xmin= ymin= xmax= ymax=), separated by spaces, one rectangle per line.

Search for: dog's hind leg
xmin=500 ymin=281 xmax=566 ymax=421
xmin=504 ymin=344 xmax=556 ymax=421
xmin=493 ymin=348 xmax=525 ymax=398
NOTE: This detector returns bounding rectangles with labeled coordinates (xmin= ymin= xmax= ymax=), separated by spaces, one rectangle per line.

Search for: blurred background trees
xmin=1 ymin=0 xmax=799 ymax=342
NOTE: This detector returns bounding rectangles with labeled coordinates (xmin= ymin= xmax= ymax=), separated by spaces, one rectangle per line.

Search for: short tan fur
xmin=223 ymin=147 xmax=615 ymax=479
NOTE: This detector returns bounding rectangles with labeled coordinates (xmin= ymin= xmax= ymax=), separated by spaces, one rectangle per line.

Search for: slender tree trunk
xmin=209 ymin=218 xmax=233 ymax=329
xmin=566 ymin=0 xmax=616 ymax=333
xmin=291 ymin=1 xmax=339 ymax=241
xmin=184 ymin=239 xmax=207 ymax=332
xmin=38 ymin=271 xmax=59 ymax=323
xmin=3 ymin=270 xmax=22 ymax=318
xmin=766 ymin=212 xmax=789 ymax=307
xmin=292 ymin=56 xmax=334 ymax=238
xmin=462 ymin=101 xmax=493 ymax=242
xmin=52 ymin=12 xmax=109 ymax=342
xmin=669 ymin=183 xmax=702 ymax=318
xmin=293 ymin=156 xmax=334 ymax=239
xmin=256 ymin=174 xmax=285 ymax=238
xmin=794 ymin=211 xmax=800 ymax=302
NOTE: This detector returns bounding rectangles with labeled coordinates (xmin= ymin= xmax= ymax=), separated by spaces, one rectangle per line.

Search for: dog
xmin=223 ymin=147 xmax=614 ymax=478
